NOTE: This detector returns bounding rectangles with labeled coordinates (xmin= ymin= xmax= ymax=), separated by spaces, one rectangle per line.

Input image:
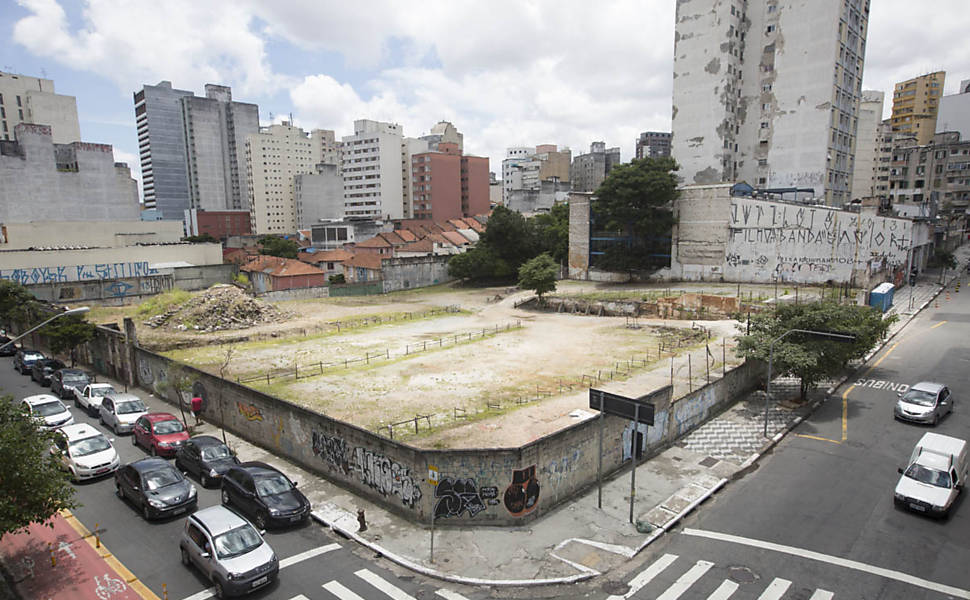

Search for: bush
xmin=136 ymin=289 xmax=192 ymax=317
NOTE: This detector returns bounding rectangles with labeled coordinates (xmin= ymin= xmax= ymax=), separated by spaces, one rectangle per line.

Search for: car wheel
xmin=254 ymin=512 xmax=267 ymax=530
xmin=98 ymin=414 xmax=104 ymax=425
xmin=89 ymin=406 xmax=98 ymax=418
xmin=933 ymin=414 xmax=939 ymax=426
xmin=150 ymin=445 xmax=157 ymax=457
xmin=115 ymin=483 xmax=124 ymax=499
xmin=142 ymin=503 xmax=152 ymax=521
xmin=74 ymin=397 xmax=81 ymax=408
xmin=221 ymin=489 xmax=231 ymax=505
xmin=213 ymin=581 xmax=225 ymax=599
xmin=132 ymin=435 xmax=138 ymax=447
xmin=201 ymin=473 xmax=210 ymax=488
xmin=180 ymin=547 xmax=191 ymax=567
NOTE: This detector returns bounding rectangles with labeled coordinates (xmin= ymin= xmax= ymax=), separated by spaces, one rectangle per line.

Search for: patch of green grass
xmin=136 ymin=289 xmax=193 ymax=317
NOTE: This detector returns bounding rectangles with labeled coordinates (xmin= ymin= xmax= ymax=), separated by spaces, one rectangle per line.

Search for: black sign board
xmin=588 ymin=385 xmax=670 ymax=426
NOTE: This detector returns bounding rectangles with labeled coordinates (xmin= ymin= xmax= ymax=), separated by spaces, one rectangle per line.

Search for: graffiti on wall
xmin=310 ymin=431 xmax=422 ymax=508
xmin=433 ymin=478 xmax=499 ymax=519
xmin=670 ymin=387 xmax=718 ymax=438
xmin=311 ymin=431 xmax=350 ymax=474
xmin=0 ymin=261 xmax=160 ymax=285
xmin=237 ymin=402 xmax=263 ymax=422
xmin=504 ymin=465 xmax=540 ymax=516
xmin=541 ymin=449 xmax=582 ymax=491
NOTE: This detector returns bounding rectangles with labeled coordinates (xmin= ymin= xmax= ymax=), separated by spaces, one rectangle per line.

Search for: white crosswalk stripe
xmin=435 ymin=590 xmax=471 ymax=600
xmin=355 ymin=568 xmax=418 ymax=600
xmin=706 ymin=580 xmax=738 ymax=599
xmin=657 ymin=560 xmax=714 ymax=600
xmin=809 ymin=591 xmax=834 ymax=600
xmin=607 ymin=553 xmax=679 ymax=599
xmin=756 ymin=578 xmax=792 ymax=600
xmin=322 ymin=581 xmax=366 ymax=600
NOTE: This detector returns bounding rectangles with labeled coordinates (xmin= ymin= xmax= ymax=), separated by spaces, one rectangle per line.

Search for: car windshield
xmin=64 ymin=374 xmax=88 ymax=384
xmin=143 ymin=468 xmax=182 ymax=490
xmin=201 ymin=445 xmax=232 ymax=460
xmin=255 ymin=474 xmax=293 ymax=497
xmin=24 ymin=353 xmax=43 ymax=361
xmin=69 ymin=436 xmax=112 ymax=457
xmin=34 ymin=402 xmax=66 ymax=417
xmin=91 ymin=386 xmax=115 ymax=397
xmin=905 ymin=464 xmax=952 ymax=488
xmin=43 ymin=361 xmax=65 ymax=371
xmin=214 ymin=525 xmax=262 ymax=559
xmin=153 ymin=420 xmax=184 ymax=435
xmin=117 ymin=400 xmax=146 ymax=414
xmin=901 ymin=389 xmax=937 ymax=407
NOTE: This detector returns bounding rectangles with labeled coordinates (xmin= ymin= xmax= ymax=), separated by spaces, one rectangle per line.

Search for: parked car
xmin=179 ymin=505 xmax=279 ymax=598
xmin=176 ymin=435 xmax=241 ymax=488
xmin=99 ymin=392 xmax=148 ymax=435
xmin=894 ymin=432 xmax=967 ymax=517
xmin=31 ymin=358 xmax=66 ymax=386
xmin=51 ymin=423 xmax=120 ymax=482
xmin=114 ymin=457 xmax=197 ymax=521
xmin=0 ymin=335 xmax=17 ymax=356
xmin=21 ymin=394 xmax=74 ymax=430
xmin=51 ymin=369 xmax=91 ymax=400
xmin=895 ymin=382 xmax=954 ymax=426
xmin=132 ymin=413 xmax=190 ymax=457
xmin=221 ymin=462 xmax=311 ymax=529
xmin=13 ymin=349 xmax=45 ymax=374
xmin=74 ymin=382 xmax=116 ymax=417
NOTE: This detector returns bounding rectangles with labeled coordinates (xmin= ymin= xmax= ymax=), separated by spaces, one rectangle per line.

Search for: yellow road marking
xmin=931 ymin=321 xmax=947 ymax=329
xmin=794 ymin=433 xmax=842 ymax=444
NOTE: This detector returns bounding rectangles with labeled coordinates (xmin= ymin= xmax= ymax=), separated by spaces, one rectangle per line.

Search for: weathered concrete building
xmin=851 ymin=91 xmax=886 ymax=203
xmin=635 ymin=131 xmax=671 ymax=159
xmin=295 ymin=164 xmax=344 ymax=229
xmin=936 ymin=78 xmax=970 ymax=141
xmin=502 ymin=145 xmax=571 ymax=207
xmin=889 ymin=131 xmax=970 ymax=215
xmin=890 ymin=71 xmax=944 ymax=146
xmin=0 ymin=70 xmax=81 ymax=144
xmin=570 ymin=142 xmax=621 ymax=193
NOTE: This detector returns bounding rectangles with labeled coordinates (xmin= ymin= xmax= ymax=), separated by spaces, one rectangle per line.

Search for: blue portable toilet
xmin=869 ymin=282 xmax=895 ymax=312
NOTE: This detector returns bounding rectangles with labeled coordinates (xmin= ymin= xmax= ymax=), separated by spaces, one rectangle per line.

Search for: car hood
xmin=42 ymin=411 xmax=73 ymax=427
xmin=897 ymin=400 xmax=935 ymax=414
xmin=147 ymin=481 xmax=193 ymax=504
xmin=220 ymin=542 xmax=275 ymax=576
xmin=895 ymin=475 xmax=955 ymax=508
xmin=74 ymin=448 xmax=119 ymax=469
xmin=203 ymin=457 xmax=241 ymax=474
xmin=261 ymin=490 xmax=307 ymax=512
xmin=117 ymin=411 xmax=147 ymax=425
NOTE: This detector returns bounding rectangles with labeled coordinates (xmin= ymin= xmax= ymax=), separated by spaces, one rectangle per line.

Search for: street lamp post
xmin=0 ymin=306 xmax=90 ymax=353
xmin=764 ymin=328 xmax=856 ymax=436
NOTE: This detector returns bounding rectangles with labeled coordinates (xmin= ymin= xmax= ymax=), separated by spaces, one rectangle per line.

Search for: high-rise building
xmin=672 ymin=0 xmax=869 ymax=206
xmin=134 ymin=82 xmax=258 ymax=220
xmin=410 ymin=142 xmax=489 ymax=221
xmin=873 ymin=119 xmax=895 ymax=207
xmin=850 ymin=91 xmax=885 ymax=202
xmin=501 ymin=145 xmax=571 ymax=207
xmin=570 ymin=141 xmax=621 ymax=193
xmin=0 ymin=70 xmax=81 ymax=144
xmin=889 ymin=131 xmax=970 ymax=214
xmin=341 ymin=120 xmax=405 ymax=220
xmin=936 ymin=78 xmax=970 ymax=141
xmin=295 ymin=163 xmax=344 ymax=228
xmin=635 ymin=131 xmax=671 ymax=159
xmin=890 ymin=71 xmax=945 ymax=146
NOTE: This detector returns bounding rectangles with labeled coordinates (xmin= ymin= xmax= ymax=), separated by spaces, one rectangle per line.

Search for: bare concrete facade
xmin=0 ymin=220 xmax=183 ymax=250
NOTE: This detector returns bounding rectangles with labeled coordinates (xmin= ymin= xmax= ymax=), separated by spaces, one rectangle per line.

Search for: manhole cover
xmin=699 ymin=456 xmax=720 ymax=467
xmin=728 ymin=565 xmax=758 ymax=584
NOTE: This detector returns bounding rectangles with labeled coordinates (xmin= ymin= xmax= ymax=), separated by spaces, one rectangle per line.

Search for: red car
xmin=131 ymin=413 xmax=190 ymax=457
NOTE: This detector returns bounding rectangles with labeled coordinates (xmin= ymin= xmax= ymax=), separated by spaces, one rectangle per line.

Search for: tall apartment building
xmin=635 ymin=131 xmax=671 ymax=159
xmin=501 ymin=145 xmax=571 ymax=206
xmin=0 ymin=71 xmax=81 ymax=144
xmin=570 ymin=142 xmax=621 ymax=193
xmin=341 ymin=120 xmax=405 ymax=220
xmin=873 ymin=120 xmax=895 ymax=206
xmin=890 ymin=71 xmax=944 ymax=146
xmin=936 ymin=79 xmax=970 ymax=141
xmin=850 ymin=90 xmax=885 ymax=202
xmin=889 ymin=131 xmax=970 ymax=214
xmin=134 ymin=82 xmax=258 ymax=220
xmin=295 ymin=163 xmax=344 ymax=228
xmin=410 ymin=142 xmax=489 ymax=221
xmin=672 ymin=0 xmax=869 ymax=206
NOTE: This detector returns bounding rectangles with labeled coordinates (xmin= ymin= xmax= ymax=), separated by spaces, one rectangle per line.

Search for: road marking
xmin=355 ymin=569 xmax=417 ymax=600
xmin=435 ymin=591 xmax=471 ymax=600
xmin=656 ymin=560 xmax=712 ymax=600
xmin=607 ymin=553 xmax=678 ymax=599
xmin=706 ymin=580 xmax=738 ymax=599
xmin=290 ymin=596 xmax=311 ymax=600
xmin=683 ymin=528 xmax=970 ymax=599
xmin=794 ymin=433 xmax=842 ymax=444
xmin=931 ymin=321 xmax=947 ymax=329
xmin=322 ymin=581 xmax=365 ymax=600
xmin=756 ymin=578 xmax=791 ymax=599
xmin=809 ymin=590 xmax=834 ymax=600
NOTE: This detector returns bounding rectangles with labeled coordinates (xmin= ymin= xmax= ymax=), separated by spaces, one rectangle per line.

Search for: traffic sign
xmin=588 ymin=385 xmax=670 ymax=426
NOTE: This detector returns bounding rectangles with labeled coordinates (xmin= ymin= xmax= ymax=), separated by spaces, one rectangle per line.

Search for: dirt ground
xmin=141 ymin=281 xmax=745 ymax=449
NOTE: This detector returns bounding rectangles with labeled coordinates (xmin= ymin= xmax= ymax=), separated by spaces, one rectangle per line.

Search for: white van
xmin=894 ymin=432 xmax=968 ymax=517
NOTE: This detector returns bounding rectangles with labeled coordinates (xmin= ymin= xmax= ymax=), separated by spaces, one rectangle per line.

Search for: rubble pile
xmin=144 ymin=284 xmax=289 ymax=332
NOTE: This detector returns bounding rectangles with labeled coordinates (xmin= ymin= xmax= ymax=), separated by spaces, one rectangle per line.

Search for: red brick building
xmin=185 ymin=209 xmax=252 ymax=241
xmin=411 ymin=143 xmax=490 ymax=221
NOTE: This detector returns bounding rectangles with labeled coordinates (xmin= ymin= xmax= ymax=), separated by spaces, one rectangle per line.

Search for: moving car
xmin=51 ymin=423 xmax=120 ymax=482
xmin=51 ymin=369 xmax=91 ymax=400
xmin=894 ymin=432 xmax=968 ymax=517
xmin=31 ymin=358 xmax=66 ymax=386
xmin=74 ymin=382 xmax=116 ymax=417
xmin=176 ymin=436 xmax=241 ymax=487
xmin=115 ymin=457 xmax=197 ymax=520
xmin=895 ymin=382 xmax=953 ymax=426
xmin=14 ymin=349 xmax=45 ymax=374
xmin=132 ymin=413 xmax=190 ymax=457
xmin=179 ymin=505 xmax=279 ymax=598
xmin=99 ymin=392 xmax=148 ymax=435
xmin=21 ymin=394 xmax=74 ymax=430
xmin=220 ymin=462 xmax=311 ymax=529
xmin=0 ymin=335 xmax=17 ymax=356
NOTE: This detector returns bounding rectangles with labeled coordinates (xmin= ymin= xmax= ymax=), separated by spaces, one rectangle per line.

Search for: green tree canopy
xmin=258 ymin=236 xmax=299 ymax=259
xmin=0 ymin=396 xmax=77 ymax=537
xmin=0 ymin=279 xmax=41 ymax=331
xmin=737 ymin=301 xmax=896 ymax=399
xmin=183 ymin=233 xmax=219 ymax=244
xmin=41 ymin=314 xmax=96 ymax=366
xmin=476 ymin=206 xmax=538 ymax=267
xmin=532 ymin=202 xmax=570 ymax=264
xmin=518 ymin=254 xmax=558 ymax=301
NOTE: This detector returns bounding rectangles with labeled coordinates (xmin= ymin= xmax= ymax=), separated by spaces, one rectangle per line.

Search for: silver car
xmin=99 ymin=392 xmax=148 ymax=434
xmin=895 ymin=382 xmax=953 ymax=426
xmin=180 ymin=505 xmax=278 ymax=598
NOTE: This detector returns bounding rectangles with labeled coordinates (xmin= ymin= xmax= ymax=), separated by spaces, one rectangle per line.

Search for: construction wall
xmin=382 ymin=255 xmax=453 ymax=293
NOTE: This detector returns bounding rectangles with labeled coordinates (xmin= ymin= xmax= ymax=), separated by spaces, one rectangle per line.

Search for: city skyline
xmin=3 ymin=0 xmax=970 ymax=201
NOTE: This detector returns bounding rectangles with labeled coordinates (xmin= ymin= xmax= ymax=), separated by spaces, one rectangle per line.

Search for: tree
xmin=518 ymin=254 xmax=558 ymax=302
xmin=532 ymin=202 xmax=570 ymax=264
xmin=447 ymin=246 xmax=512 ymax=281
xmin=736 ymin=301 xmax=896 ymax=400
xmin=183 ymin=233 xmax=218 ymax=244
xmin=0 ymin=396 xmax=77 ymax=537
xmin=475 ymin=206 xmax=538 ymax=270
xmin=258 ymin=236 xmax=299 ymax=259
xmin=328 ymin=274 xmax=346 ymax=284
xmin=40 ymin=314 xmax=96 ymax=366
xmin=157 ymin=363 xmax=194 ymax=429
xmin=0 ymin=280 xmax=41 ymax=332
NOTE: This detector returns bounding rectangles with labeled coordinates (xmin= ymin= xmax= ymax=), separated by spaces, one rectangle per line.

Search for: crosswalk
xmin=283 ymin=568 xmax=470 ymax=600
xmin=608 ymin=553 xmax=835 ymax=600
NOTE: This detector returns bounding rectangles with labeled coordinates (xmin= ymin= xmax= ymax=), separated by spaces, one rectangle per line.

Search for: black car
xmin=31 ymin=358 xmax=66 ymax=386
xmin=115 ymin=457 xmax=198 ymax=521
xmin=0 ymin=335 xmax=17 ymax=357
xmin=175 ymin=435 xmax=241 ymax=488
xmin=221 ymin=462 xmax=311 ymax=529
xmin=50 ymin=369 xmax=91 ymax=400
xmin=13 ymin=349 xmax=45 ymax=374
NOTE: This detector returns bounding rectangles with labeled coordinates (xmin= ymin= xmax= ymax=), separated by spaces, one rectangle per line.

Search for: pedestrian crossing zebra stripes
xmin=316 ymin=569 xmax=470 ymax=600
xmin=608 ymin=554 xmax=834 ymax=600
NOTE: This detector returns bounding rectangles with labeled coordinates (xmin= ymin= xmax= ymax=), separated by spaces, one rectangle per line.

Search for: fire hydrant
xmin=357 ymin=509 xmax=367 ymax=532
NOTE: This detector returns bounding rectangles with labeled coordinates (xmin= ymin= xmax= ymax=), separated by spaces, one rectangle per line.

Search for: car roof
xmin=22 ymin=394 xmax=63 ymax=406
xmin=145 ymin=412 xmax=179 ymax=423
xmin=911 ymin=382 xmax=945 ymax=393
xmin=19 ymin=349 xmax=43 ymax=356
xmin=129 ymin=457 xmax=173 ymax=472
xmin=58 ymin=423 xmax=106 ymax=441
xmin=189 ymin=435 xmax=226 ymax=447
xmin=190 ymin=505 xmax=250 ymax=537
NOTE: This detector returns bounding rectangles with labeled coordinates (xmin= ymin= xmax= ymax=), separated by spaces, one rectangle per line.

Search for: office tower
xmin=0 ymin=70 xmax=81 ymax=144
xmin=672 ymin=0 xmax=869 ymax=206
xmin=571 ymin=141 xmax=621 ymax=193
xmin=134 ymin=81 xmax=194 ymax=218
xmin=341 ymin=120 xmax=405 ymax=220
xmin=890 ymin=71 xmax=944 ymax=146
xmin=635 ymin=131 xmax=671 ymax=159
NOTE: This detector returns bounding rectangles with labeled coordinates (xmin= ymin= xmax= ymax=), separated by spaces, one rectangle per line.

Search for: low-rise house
xmin=240 ymin=255 xmax=328 ymax=293
xmin=341 ymin=253 xmax=384 ymax=283
xmin=298 ymin=248 xmax=353 ymax=278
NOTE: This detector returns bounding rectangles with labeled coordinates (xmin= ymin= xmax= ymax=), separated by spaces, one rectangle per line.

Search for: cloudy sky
xmin=3 ymin=0 xmax=969 ymax=198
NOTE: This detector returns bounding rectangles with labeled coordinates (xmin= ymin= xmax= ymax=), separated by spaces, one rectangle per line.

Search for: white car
xmin=74 ymin=383 xmax=116 ymax=417
xmin=21 ymin=394 xmax=74 ymax=430
xmin=52 ymin=423 xmax=120 ymax=482
xmin=99 ymin=392 xmax=148 ymax=434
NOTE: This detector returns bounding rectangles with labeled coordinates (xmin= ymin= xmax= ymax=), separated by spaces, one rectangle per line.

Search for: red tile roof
xmin=380 ymin=231 xmax=405 ymax=245
xmin=342 ymin=253 xmax=385 ymax=270
xmin=441 ymin=231 xmax=471 ymax=246
xmin=240 ymin=255 xmax=327 ymax=277
xmin=299 ymin=249 xmax=354 ymax=264
xmin=399 ymin=238 xmax=435 ymax=253
xmin=395 ymin=229 xmax=418 ymax=242
xmin=355 ymin=236 xmax=393 ymax=249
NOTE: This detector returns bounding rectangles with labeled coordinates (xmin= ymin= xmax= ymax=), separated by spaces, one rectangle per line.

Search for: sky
xmin=3 ymin=0 xmax=970 ymax=200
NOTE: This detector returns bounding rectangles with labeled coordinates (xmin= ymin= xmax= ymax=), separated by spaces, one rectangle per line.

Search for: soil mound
xmin=144 ymin=285 xmax=289 ymax=332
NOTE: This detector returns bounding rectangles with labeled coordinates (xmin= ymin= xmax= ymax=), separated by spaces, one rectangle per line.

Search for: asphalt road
xmin=0 ymin=358 xmax=472 ymax=600
xmin=612 ymin=286 xmax=970 ymax=599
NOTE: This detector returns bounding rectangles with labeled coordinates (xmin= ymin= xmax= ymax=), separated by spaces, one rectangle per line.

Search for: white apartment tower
xmin=341 ymin=120 xmax=405 ymax=219
xmin=672 ymin=0 xmax=869 ymax=206
xmin=0 ymin=70 xmax=81 ymax=144
xmin=850 ymin=90 xmax=885 ymax=202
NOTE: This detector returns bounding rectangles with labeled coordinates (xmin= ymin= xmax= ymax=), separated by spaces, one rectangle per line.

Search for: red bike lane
xmin=0 ymin=510 xmax=156 ymax=600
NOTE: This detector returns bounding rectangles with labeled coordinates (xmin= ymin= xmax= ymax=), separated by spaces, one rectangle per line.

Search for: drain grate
xmin=699 ymin=456 xmax=720 ymax=467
